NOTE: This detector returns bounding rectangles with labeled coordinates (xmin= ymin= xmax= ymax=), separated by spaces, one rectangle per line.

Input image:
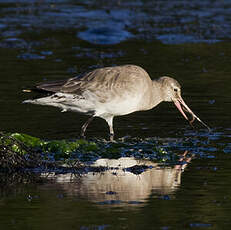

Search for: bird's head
xmin=158 ymin=76 xmax=210 ymax=130
xmin=158 ymin=76 xmax=182 ymax=102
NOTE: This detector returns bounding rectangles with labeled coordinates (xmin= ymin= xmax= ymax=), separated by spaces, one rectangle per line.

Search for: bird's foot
xmin=80 ymin=133 xmax=86 ymax=140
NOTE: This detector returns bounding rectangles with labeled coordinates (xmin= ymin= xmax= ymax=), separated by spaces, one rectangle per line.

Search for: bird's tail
xmin=23 ymin=98 xmax=49 ymax=105
xmin=23 ymin=93 xmax=69 ymax=106
xmin=23 ymin=95 xmax=57 ymax=106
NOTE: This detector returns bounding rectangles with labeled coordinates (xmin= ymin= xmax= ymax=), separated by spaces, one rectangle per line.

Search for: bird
xmin=23 ymin=65 xmax=210 ymax=140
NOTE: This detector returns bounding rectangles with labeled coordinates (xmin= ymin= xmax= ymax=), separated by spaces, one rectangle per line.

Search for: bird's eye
xmin=174 ymin=88 xmax=178 ymax=92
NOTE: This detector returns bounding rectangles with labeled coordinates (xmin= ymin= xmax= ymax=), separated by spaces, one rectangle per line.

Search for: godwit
xmin=23 ymin=65 xmax=210 ymax=140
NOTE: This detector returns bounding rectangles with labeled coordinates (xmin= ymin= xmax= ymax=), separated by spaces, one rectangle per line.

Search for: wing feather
xmin=36 ymin=65 xmax=152 ymax=104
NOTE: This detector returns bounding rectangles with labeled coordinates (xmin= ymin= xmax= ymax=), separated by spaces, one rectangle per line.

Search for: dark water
xmin=1 ymin=0 xmax=231 ymax=229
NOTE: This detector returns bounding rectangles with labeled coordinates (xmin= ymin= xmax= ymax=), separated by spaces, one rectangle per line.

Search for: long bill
xmin=173 ymin=97 xmax=211 ymax=132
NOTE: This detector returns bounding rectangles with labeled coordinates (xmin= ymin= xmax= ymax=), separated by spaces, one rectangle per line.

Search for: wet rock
xmin=124 ymin=164 xmax=152 ymax=175
xmin=156 ymin=34 xmax=220 ymax=45
xmin=17 ymin=52 xmax=46 ymax=60
xmin=106 ymin=191 xmax=117 ymax=195
xmin=0 ymin=38 xmax=27 ymax=49
xmin=1 ymin=30 xmax=22 ymax=37
xmin=73 ymin=46 xmax=124 ymax=59
xmin=40 ymin=50 xmax=53 ymax=56
xmin=0 ymin=0 xmax=231 ymax=44
xmin=77 ymin=26 xmax=132 ymax=45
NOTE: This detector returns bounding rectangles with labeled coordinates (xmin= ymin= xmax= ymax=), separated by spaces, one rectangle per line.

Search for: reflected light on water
xmin=41 ymin=152 xmax=192 ymax=206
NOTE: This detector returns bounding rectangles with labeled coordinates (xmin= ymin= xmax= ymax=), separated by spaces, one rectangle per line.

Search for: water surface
xmin=0 ymin=1 xmax=231 ymax=229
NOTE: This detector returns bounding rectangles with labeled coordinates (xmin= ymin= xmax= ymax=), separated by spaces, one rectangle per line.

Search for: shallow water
xmin=1 ymin=0 xmax=231 ymax=229
xmin=1 ymin=150 xmax=231 ymax=230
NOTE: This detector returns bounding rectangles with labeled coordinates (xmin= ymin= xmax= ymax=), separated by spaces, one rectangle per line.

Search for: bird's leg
xmin=81 ymin=116 xmax=94 ymax=138
xmin=109 ymin=129 xmax=114 ymax=142
xmin=105 ymin=116 xmax=114 ymax=141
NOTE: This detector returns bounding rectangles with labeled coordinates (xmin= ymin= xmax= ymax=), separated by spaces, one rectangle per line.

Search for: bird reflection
xmin=42 ymin=151 xmax=192 ymax=206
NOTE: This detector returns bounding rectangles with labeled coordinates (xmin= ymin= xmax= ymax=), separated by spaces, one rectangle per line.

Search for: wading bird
xmin=24 ymin=65 xmax=210 ymax=140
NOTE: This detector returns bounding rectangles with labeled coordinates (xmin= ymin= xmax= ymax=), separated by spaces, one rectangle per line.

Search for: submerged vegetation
xmin=0 ymin=132 xmax=182 ymax=172
xmin=0 ymin=132 xmax=43 ymax=171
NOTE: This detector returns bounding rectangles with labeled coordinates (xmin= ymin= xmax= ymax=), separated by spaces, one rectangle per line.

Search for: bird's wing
xmin=36 ymin=65 xmax=151 ymax=105
xmin=60 ymin=66 xmax=149 ymax=101
xmin=36 ymin=79 xmax=67 ymax=92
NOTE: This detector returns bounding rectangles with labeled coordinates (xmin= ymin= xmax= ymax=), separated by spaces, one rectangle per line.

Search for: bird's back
xmin=36 ymin=65 xmax=156 ymax=116
xmin=39 ymin=65 xmax=150 ymax=94
xmin=65 ymin=65 xmax=151 ymax=94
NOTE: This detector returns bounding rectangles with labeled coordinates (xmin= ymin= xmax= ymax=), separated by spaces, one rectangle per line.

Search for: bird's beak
xmin=173 ymin=96 xmax=211 ymax=131
xmin=173 ymin=97 xmax=194 ymax=121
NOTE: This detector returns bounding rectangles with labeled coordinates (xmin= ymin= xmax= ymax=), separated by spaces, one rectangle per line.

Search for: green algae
xmin=0 ymin=132 xmax=182 ymax=171
xmin=0 ymin=132 xmax=41 ymax=170
xmin=10 ymin=133 xmax=99 ymax=159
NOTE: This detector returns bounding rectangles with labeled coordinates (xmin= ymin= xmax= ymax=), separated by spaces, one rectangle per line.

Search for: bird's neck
xmin=137 ymin=79 xmax=164 ymax=112
xmin=151 ymin=79 xmax=164 ymax=107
